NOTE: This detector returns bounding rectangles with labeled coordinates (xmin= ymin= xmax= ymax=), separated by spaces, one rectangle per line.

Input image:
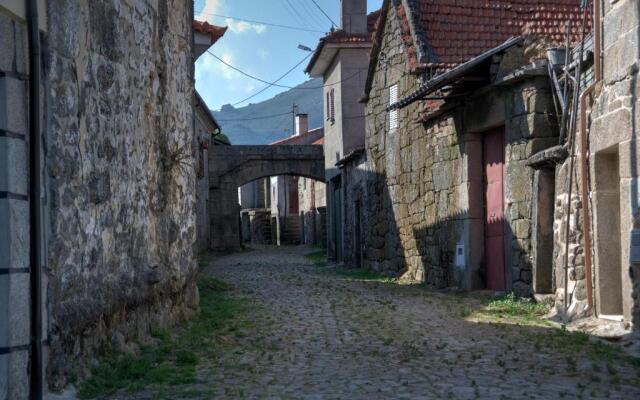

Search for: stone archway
xmin=209 ymin=145 xmax=325 ymax=250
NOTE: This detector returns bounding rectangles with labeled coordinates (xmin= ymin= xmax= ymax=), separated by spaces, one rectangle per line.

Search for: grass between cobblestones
xmin=305 ymin=250 xmax=397 ymax=283
xmin=304 ymin=250 xmax=327 ymax=266
xmin=466 ymin=292 xmax=553 ymax=326
xmin=462 ymin=293 xmax=640 ymax=387
xmin=78 ymin=269 xmax=254 ymax=399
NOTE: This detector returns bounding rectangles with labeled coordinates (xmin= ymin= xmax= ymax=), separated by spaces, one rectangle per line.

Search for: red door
xmin=484 ymin=129 xmax=505 ymax=291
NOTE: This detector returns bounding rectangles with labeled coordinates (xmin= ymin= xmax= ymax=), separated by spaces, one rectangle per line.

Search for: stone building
xmin=236 ymin=114 xmax=326 ymax=246
xmin=305 ymin=0 xmax=379 ymax=262
xmin=269 ymin=114 xmax=325 ymax=246
xmin=194 ymin=91 xmax=225 ymax=253
xmin=360 ymin=0 xmax=586 ymax=293
xmin=0 ymin=0 xmax=209 ymax=396
xmin=193 ymin=21 xmax=227 ymax=253
xmin=547 ymin=0 xmax=640 ymax=329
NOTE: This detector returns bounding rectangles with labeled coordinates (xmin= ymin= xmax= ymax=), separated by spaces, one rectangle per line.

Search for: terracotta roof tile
xmin=270 ymin=127 xmax=324 ymax=145
xmin=306 ymin=10 xmax=381 ymax=73
xmin=193 ymin=20 xmax=228 ymax=45
xmin=323 ymin=10 xmax=382 ymax=44
xmin=399 ymin=0 xmax=590 ymax=72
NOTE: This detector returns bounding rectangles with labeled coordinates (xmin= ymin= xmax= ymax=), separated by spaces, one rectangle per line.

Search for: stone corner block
xmin=0 ymin=199 xmax=30 ymax=270
xmin=0 ymin=76 xmax=28 ymax=135
xmin=0 ymin=136 xmax=28 ymax=196
xmin=0 ymin=273 xmax=31 ymax=349
xmin=0 ymin=349 xmax=30 ymax=400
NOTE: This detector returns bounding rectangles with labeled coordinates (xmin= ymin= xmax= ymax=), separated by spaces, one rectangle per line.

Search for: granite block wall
xmin=43 ymin=0 xmax=197 ymax=388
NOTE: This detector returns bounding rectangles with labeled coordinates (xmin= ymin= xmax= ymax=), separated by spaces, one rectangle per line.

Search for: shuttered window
xmin=329 ymin=88 xmax=335 ymax=124
xmin=326 ymin=92 xmax=330 ymax=120
xmin=389 ymin=84 xmax=398 ymax=131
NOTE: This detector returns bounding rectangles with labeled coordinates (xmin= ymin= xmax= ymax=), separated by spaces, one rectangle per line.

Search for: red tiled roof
xmin=305 ymin=10 xmax=382 ymax=74
xmin=398 ymin=0 xmax=590 ymax=72
xmin=324 ymin=10 xmax=382 ymax=44
xmin=193 ymin=20 xmax=228 ymax=45
xmin=270 ymin=127 xmax=324 ymax=145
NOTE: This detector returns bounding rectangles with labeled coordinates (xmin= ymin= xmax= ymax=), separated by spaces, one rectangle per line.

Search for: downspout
xmin=26 ymin=0 xmax=43 ymax=398
xmin=579 ymin=0 xmax=602 ymax=315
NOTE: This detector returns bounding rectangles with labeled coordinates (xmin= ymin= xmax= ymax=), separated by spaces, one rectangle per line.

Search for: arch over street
xmin=209 ymin=145 xmax=325 ymax=250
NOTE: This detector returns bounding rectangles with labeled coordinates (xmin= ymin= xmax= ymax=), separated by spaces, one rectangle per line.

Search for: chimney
xmin=295 ymin=113 xmax=308 ymax=136
xmin=341 ymin=0 xmax=367 ymax=34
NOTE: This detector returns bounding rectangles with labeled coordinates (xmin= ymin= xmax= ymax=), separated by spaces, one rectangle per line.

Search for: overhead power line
xmin=232 ymin=53 xmax=313 ymax=106
xmin=204 ymin=51 xmax=366 ymax=91
xmin=217 ymin=111 xmax=293 ymax=122
xmin=206 ymin=51 xmax=294 ymax=89
xmin=196 ymin=11 xmax=325 ymax=33
xmin=309 ymin=0 xmax=338 ymax=28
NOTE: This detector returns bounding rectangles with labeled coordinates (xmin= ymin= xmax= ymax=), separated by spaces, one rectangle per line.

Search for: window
xmin=326 ymin=92 xmax=330 ymax=120
xmin=329 ymin=88 xmax=335 ymax=124
xmin=389 ymin=84 xmax=399 ymax=131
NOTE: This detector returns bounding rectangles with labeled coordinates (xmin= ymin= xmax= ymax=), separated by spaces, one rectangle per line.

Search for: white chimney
xmin=295 ymin=114 xmax=308 ymax=136
xmin=341 ymin=0 xmax=367 ymax=34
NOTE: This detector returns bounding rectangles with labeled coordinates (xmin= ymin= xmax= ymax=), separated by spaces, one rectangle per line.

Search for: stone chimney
xmin=341 ymin=0 xmax=367 ymax=34
xmin=295 ymin=114 xmax=308 ymax=136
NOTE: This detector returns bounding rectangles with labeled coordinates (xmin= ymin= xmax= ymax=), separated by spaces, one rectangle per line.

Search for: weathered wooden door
xmin=484 ymin=129 xmax=506 ymax=291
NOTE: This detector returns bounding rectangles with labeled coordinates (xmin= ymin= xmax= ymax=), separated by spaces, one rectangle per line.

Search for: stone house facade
xmin=306 ymin=0 xmax=378 ymax=262
xmin=193 ymin=21 xmax=227 ymax=254
xmin=0 ymin=0 xmax=210 ymax=396
xmin=361 ymin=0 xmax=586 ymax=294
xmin=194 ymin=91 xmax=224 ymax=253
xmin=554 ymin=0 xmax=640 ymax=329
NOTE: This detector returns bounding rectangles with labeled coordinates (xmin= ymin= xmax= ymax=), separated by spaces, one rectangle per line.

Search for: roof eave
xmin=387 ymin=36 xmax=524 ymax=111
xmin=306 ymin=42 xmax=372 ymax=77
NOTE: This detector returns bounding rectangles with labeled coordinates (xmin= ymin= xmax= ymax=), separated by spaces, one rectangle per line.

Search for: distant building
xmin=238 ymin=114 xmax=326 ymax=246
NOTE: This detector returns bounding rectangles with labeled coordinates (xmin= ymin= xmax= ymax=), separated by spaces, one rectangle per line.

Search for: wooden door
xmin=484 ymin=129 xmax=506 ymax=291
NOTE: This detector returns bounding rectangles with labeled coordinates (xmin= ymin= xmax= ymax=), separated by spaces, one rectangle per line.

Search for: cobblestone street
xmin=195 ymin=246 xmax=640 ymax=399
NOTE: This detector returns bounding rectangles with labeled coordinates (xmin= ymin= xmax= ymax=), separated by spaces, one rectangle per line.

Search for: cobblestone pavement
xmin=199 ymin=246 xmax=640 ymax=399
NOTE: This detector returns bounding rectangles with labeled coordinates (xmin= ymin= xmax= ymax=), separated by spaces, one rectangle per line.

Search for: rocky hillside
xmin=213 ymin=79 xmax=323 ymax=145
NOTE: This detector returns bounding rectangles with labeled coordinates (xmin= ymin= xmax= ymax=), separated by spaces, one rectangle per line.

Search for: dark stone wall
xmin=44 ymin=0 xmax=197 ymax=388
xmin=364 ymin=5 xmax=559 ymax=292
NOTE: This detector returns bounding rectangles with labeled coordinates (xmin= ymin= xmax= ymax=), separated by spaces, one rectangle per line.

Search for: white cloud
xmin=225 ymin=18 xmax=267 ymax=34
xmin=195 ymin=0 xmax=221 ymax=23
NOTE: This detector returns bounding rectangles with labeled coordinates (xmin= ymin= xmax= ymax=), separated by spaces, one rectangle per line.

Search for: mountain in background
xmin=213 ymin=78 xmax=324 ymax=145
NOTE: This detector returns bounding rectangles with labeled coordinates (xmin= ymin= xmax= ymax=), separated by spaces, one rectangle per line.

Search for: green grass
xmin=78 ymin=276 xmax=252 ymax=399
xmin=542 ymin=328 xmax=640 ymax=367
xmin=330 ymin=267 xmax=397 ymax=283
xmin=304 ymin=250 xmax=327 ymax=266
xmin=469 ymin=292 xmax=552 ymax=326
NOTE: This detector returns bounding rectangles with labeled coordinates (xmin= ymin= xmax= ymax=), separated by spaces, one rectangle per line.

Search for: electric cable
xmin=310 ymin=0 xmax=338 ymax=28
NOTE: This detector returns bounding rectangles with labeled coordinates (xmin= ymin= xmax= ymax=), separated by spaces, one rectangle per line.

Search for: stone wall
xmin=364 ymin=4 xmax=559 ymax=292
xmin=44 ymin=0 xmax=197 ymax=388
xmin=194 ymin=104 xmax=215 ymax=254
xmin=298 ymin=177 xmax=326 ymax=246
xmin=583 ymin=0 xmax=640 ymax=327
xmin=552 ymin=159 xmax=587 ymax=317
xmin=209 ymin=145 xmax=324 ymax=250
xmin=341 ymin=153 xmax=370 ymax=267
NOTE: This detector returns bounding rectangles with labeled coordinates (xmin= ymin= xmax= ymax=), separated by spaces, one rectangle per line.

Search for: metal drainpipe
xmin=579 ymin=0 xmax=602 ymax=315
xmin=26 ymin=0 xmax=43 ymax=398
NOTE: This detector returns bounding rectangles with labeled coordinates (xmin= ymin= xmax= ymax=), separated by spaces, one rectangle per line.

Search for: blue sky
xmin=194 ymin=0 xmax=383 ymax=111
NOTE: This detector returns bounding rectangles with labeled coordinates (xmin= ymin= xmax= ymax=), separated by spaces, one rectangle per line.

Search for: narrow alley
xmin=101 ymin=247 xmax=640 ymax=399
